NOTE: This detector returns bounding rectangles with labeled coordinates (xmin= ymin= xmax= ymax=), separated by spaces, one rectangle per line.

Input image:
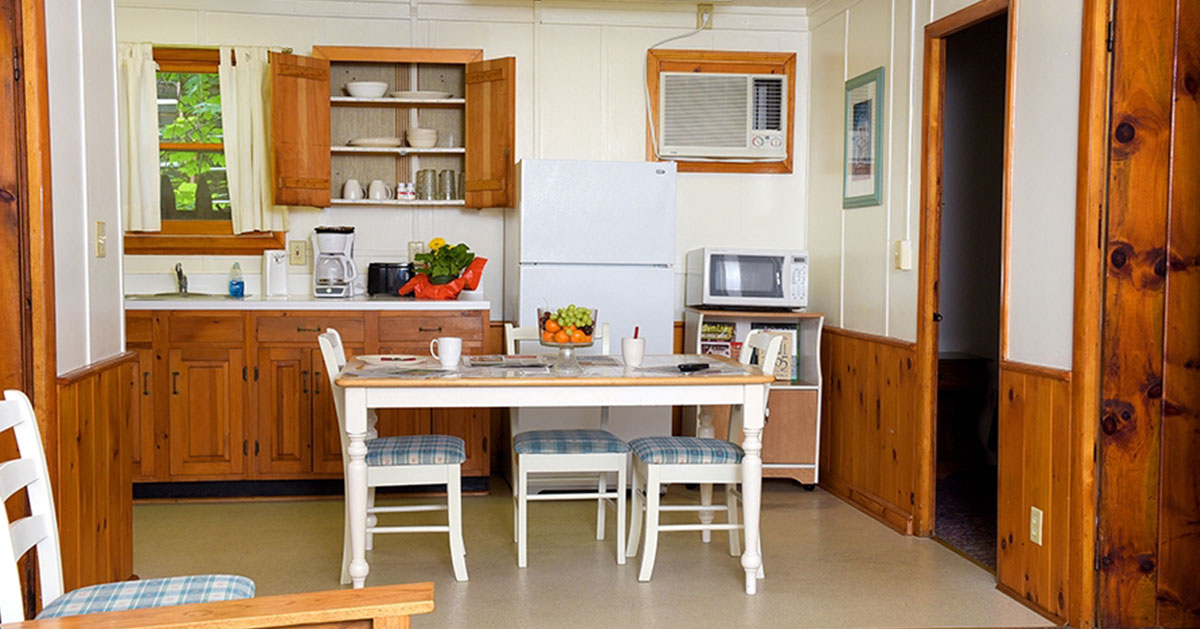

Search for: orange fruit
xmin=570 ymin=330 xmax=587 ymax=343
xmin=545 ymin=319 xmax=561 ymax=333
xmin=566 ymin=325 xmax=577 ymax=335
xmin=582 ymin=334 xmax=592 ymax=342
xmin=542 ymin=330 xmax=555 ymax=342
xmin=553 ymin=330 xmax=570 ymax=343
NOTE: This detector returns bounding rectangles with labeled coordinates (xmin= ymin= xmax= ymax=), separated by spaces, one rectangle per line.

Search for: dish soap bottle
xmin=228 ymin=262 xmax=245 ymax=298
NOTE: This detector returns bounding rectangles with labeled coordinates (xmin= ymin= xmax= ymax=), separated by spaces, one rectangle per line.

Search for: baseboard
xmin=819 ymin=475 xmax=915 ymax=535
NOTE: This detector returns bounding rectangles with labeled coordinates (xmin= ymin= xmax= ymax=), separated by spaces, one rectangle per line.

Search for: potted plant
xmin=399 ymin=237 xmax=487 ymax=300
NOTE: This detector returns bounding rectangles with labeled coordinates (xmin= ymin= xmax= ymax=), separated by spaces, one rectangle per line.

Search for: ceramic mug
xmin=430 ymin=336 xmax=463 ymax=369
xmin=343 ymin=179 xmax=365 ymax=200
xmin=368 ymin=179 xmax=394 ymax=200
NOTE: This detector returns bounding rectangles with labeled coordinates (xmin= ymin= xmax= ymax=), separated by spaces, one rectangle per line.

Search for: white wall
xmin=115 ymin=0 xmax=811 ymax=321
xmin=47 ymin=0 xmax=126 ymax=373
xmin=805 ymin=0 xmax=1081 ymax=369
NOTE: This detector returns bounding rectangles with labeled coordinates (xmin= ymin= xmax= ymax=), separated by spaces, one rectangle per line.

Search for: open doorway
xmin=932 ymin=13 xmax=1008 ymax=569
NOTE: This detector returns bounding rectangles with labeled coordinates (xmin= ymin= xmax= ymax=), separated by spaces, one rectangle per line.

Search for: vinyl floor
xmin=134 ymin=479 xmax=1052 ymax=628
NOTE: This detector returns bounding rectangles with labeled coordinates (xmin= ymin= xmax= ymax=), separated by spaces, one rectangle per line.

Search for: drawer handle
xmin=297 ymin=326 xmax=322 ymax=333
xmin=314 ymin=371 xmax=322 ymax=396
xmin=419 ymin=326 xmax=443 ymax=333
xmin=171 ymin=371 xmax=180 ymax=395
xmin=301 ymin=370 xmax=309 ymax=394
xmin=142 ymin=372 xmax=150 ymax=396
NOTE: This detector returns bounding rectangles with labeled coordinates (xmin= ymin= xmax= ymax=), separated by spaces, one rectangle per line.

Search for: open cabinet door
xmin=464 ymin=56 xmax=515 ymax=208
xmin=270 ymin=52 xmax=331 ymax=207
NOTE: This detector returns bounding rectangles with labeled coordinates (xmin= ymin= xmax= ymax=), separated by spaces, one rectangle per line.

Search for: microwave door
xmin=710 ymin=254 xmax=785 ymax=305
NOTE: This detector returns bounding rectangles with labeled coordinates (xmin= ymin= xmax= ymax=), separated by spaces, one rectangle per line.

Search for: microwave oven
xmin=685 ymin=247 xmax=808 ymax=310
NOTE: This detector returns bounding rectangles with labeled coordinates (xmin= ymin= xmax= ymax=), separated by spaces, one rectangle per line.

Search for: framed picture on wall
xmin=843 ymin=66 xmax=885 ymax=208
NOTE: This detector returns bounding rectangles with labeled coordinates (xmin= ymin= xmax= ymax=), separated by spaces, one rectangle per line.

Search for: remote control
xmin=677 ymin=362 xmax=710 ymax=372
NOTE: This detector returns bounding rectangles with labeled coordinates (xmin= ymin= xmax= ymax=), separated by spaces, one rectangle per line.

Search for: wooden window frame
xmin=645 ymin=49 xmax=796 ymax=174
xmin=124 ymin=47 xmax=285 ymax=255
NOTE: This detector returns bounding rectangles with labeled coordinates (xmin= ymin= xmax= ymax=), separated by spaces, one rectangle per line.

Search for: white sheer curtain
xmin=220 ymin=46 xmax=288 ymax=234
xmin=117 ymin=42 xmax=160 ymax=232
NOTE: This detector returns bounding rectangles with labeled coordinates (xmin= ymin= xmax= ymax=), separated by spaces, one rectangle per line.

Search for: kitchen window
xmin=124 ymin=47 xmax=285 ymax=255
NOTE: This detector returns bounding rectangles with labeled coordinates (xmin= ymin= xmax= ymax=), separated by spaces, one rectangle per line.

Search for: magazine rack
xmin=681 ymin=307 xmax=824 ymax=487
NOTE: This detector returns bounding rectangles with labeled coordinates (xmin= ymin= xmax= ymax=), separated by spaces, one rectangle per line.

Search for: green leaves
xmin=414 ymin=242 xmax=476 ymax=284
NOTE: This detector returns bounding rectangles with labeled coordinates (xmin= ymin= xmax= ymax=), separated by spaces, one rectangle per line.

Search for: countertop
xmin=124 ymin=294 xmax=491 ymax=311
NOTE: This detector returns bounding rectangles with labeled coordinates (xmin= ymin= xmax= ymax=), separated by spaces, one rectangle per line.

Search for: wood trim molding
xmin=998 ymin=2 xmax=1018 ymax=358
xmin=822 ymin=325 xmax=916 ymax=350
xmin=999 ymin=359 xmax=1071 ymax=383
xmin=644 ymin=49 xmax=795 ymax=174
xmin=820 ymin=475 xmax=915 ymax=535
xmin=1067 ymin=2 xmax=1110 ymax=627
xmin=56 ymin=351 xmax=137 ymax=386
xmin=926 ymin=0 xmax=1009 ymax=38
xmin=311 ymin=46 xmax=483 ymax=64
xmin=124 ymin=229 xmax=286 ymax=255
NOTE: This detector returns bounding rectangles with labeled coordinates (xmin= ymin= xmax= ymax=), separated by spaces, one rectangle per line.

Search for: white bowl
xmin=406 ymin=128 xmax=438 ymax=149
xmin=345 ymin=81 xmax=388 ymax=98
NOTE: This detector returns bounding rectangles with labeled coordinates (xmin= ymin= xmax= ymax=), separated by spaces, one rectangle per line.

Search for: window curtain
xmin=219 ymin=46 xmax=288 ymax=234
xmin=117 ymin=43 xmax=161 ymax=232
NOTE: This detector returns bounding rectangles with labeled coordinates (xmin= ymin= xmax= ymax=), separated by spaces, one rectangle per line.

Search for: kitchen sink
xmin=125 ymin=292 xmax=235 ymax=301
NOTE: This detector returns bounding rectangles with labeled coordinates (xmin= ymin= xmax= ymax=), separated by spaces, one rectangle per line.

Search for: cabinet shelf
xmin=332 ymin=146 xmax=465 ymax=156
xmin=330 ymin=199 xmax=465 ymax=207
xmin=331 ymin=96 xmax=465 ymax=108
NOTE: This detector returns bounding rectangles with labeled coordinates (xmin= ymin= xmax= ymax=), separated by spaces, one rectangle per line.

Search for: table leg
xmin=697 ymin=406 xmax=715 ymax=543
xmin=740 ymin=384 xmax=766 ymax=595
xmin=345 ymin=387 xmax=370 ymax=589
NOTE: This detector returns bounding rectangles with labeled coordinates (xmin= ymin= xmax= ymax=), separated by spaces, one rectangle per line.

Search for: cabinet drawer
xmin=257 ymin=314 xmax=365 ymax=344
xmin=168 ymin=313 xmax=244 ymax=344
xmin=126 ymin=313 xmax=153 ymax=344
xmin=379 ymin=311 xmax=484 ymax=345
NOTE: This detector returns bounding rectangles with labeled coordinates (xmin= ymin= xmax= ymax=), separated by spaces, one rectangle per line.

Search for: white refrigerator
xmin=504 ymin=159 xmax=677 ymax=487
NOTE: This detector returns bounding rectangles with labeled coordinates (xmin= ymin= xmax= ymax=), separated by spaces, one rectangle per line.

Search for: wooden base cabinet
xmin=127 ymin=309 xmax=490 ymax=484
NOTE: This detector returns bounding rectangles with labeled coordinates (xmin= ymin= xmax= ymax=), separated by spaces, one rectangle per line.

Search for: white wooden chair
xmin=504 ymin=322 xmax=628 ymax=567
xmin=624 ymin=331 xmax=783 ymax=582
xmin=0 ymin=390 xmax=255 ymax=622
xmin=318 ymin=329 xmax=468 ymax=583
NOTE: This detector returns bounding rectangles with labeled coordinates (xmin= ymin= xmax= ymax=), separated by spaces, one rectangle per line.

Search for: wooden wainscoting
xmin=996 ymin=360 xmax=1072 ymax=624
xmin=819 ymin=327 xmax=919 ymax=535
xmin=55 ymin=352 xmax=137 ymax=592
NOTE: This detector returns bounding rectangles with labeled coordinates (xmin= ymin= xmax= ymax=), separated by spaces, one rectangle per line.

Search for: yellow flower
xmin=428 ymin=237 xmax=447 ymax=251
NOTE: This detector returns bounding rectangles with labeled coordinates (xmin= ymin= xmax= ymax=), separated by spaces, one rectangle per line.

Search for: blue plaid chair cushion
xmin=514 ymin=429 xmax=630 ymax=455
xmin=629 ymin=436 xmax=744 ymax=465
xmin=37 ymin=574 xmax=255 ymax=619
xmin=366 ymin=434 xmax=466 ymax=466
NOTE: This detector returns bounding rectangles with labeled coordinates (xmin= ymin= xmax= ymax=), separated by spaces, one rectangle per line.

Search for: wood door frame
xmin=914 ymin=0 xmax=1015 ymax=537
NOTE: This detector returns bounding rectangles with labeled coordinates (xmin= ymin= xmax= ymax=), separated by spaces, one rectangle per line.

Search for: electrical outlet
xmin=95 ymin=221 xmax=107 ymax=258
xmin=408 ymin=240 xmax=426 ymax=262
xmin=1030 ymin=506 xmax=1044 ymax=546
xmin=697 ymin=3 xmax=714 ymax=29
xmin=288 ymin=240 xmax=309 ymax=266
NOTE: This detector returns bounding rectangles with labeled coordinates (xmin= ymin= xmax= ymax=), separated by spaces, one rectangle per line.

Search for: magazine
xmin=749 ymin=322 xmax=799 ymax=381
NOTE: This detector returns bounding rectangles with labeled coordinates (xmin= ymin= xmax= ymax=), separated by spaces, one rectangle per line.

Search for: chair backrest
xmin=317 ymin=329 xmax=351 ymax=462
xmin=504 ymin=322 xmax=611 ymax=354
xmin=0 ymin=390 xmax=65 ymax=622
xmin=727 ymin=331 xmax=784 ymax=441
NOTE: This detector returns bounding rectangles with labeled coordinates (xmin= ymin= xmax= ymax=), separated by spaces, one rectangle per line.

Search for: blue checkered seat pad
xmin=629 ymin=436 xmax=744 ymax=465
xmin=514 ymin=430 xmax=630 ymax=454
xmin=366 ymin=434 xmax=466 ymax=465
xmin=37 ymin=574 xmax=255 ymax=619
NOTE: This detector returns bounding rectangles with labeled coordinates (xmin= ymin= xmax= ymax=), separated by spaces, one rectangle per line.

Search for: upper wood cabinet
xmin=270 ymin=46 xmax=516 ymax=210
xmin=271 ymin=53 xmax=332 ymax=207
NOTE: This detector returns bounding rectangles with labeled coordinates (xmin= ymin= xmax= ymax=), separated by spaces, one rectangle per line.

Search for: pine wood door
xmin=256 ymin=346 xmax=313 ymax=476
xmin=464 ymin=56 xmax=515 ymax=208
xmin=271 ymin=52 xmax=331 ymax=207
xmin=167 ymin=347 xmax=247 ymax=477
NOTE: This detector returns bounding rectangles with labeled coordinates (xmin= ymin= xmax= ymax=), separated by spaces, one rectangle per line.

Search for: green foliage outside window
xmin=157 ymin=72 xmax=229 ymax=218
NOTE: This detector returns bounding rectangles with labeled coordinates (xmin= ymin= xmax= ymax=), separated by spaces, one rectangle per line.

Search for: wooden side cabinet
xmin=682 ymin=307 xmax=824 ymax=486
xmin=166 ymin=345 xmax=248 ymax=478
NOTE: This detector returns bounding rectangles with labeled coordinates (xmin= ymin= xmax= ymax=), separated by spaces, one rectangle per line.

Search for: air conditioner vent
xmin=662 ymin=74 xmax=747 ymax=148
xmin=752 ymin=77 xmax=783 ymax=131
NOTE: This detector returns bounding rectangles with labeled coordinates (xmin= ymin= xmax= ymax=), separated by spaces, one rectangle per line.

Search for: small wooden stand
xmin=682 ymin=307 xmax=824 ymax=487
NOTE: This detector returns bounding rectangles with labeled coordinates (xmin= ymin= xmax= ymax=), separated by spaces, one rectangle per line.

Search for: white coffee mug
xmin=621 ymin=337 xmax=646 ymax=368
xmin=430 ymin=336 xmax=463 ymax=369
xmin=343 ymin=178 xmax=364 ymax=200
xmin=368 ymin=179 xmax=394 ymax=200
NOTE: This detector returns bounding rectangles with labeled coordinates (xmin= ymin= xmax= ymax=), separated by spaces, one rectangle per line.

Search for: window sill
xmin=124 ymin=221 xmax=286 ymax=255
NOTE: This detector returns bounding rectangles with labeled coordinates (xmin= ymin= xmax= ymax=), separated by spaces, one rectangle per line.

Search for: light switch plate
xmin=894 ymin=240 xmax=912 ymax=270
xmin=288 ymin=240 xmax=309 ymax=266
xmin=1030 ymin=506 xmax=1044 ymax=546
xmin=95 ymin=221 xmax=107 ymax=258
xmin=407 ymin=240 xmax=426 ymax=262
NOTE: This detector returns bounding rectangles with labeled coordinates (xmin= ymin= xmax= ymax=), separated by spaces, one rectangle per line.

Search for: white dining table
xmin=335 ymin=354 xmax=774 ymax=594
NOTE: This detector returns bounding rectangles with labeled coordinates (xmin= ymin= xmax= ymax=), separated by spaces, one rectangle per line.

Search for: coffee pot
xmin=313 ymin=226 xmax=358 ymax=298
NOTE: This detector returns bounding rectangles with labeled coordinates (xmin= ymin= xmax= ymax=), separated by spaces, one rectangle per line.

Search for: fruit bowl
xmin=537 ymin=306 xmax=597 ymax=375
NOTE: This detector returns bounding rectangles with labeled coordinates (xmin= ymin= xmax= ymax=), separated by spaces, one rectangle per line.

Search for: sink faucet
xmin=175 ymin=263 xmax=188 ymax=295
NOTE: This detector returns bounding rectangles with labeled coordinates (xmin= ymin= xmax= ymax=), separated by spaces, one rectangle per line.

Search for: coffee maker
xmin=312 ymin=226 xmax=358 ymax=298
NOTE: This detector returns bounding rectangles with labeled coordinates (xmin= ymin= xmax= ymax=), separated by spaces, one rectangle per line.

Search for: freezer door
xmin=517 ymin=160 xmax=676 ymax=266
xmin=517 ymin=264 xmax=673 ymax=354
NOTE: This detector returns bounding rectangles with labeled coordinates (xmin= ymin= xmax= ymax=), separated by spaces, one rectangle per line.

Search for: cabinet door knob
xmin=142 ymin=372 xmax=150 ymax=396
xmin=301 ymin=370 xmax=309 ymax=394
xmin=419 ymin=325 xmax=443 ymax=333
xmin=313 ymin=371 xmax=322 ymax=396
xmin=171 ymin=371 xmax=180 ymax=395
xmin=297 ymin=326 xmax=322 ymax=333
